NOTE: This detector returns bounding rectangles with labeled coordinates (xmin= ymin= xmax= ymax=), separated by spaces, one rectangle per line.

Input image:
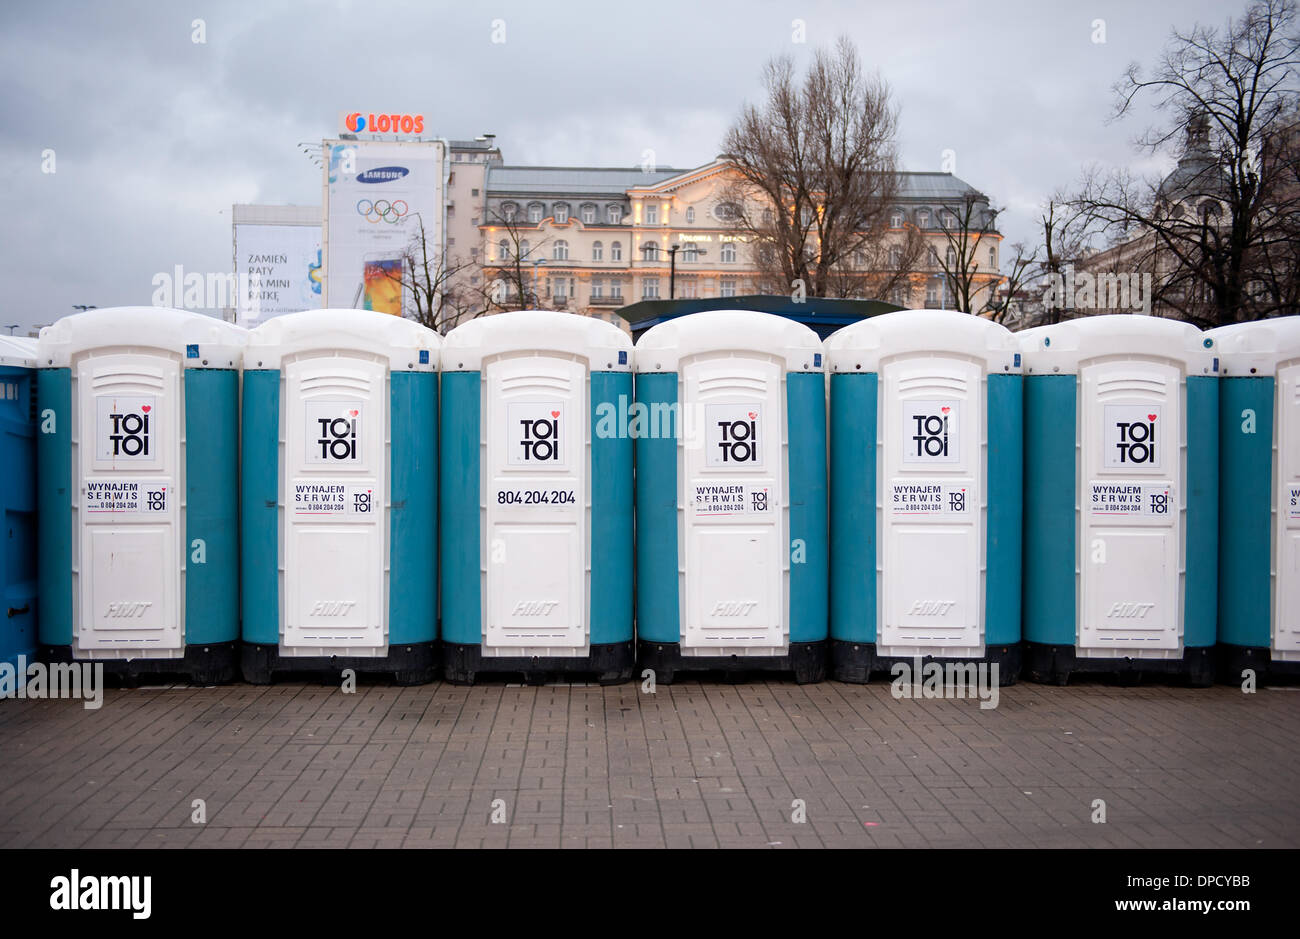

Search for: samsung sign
xmin=356 ymin=166 xmax=410 ymax=184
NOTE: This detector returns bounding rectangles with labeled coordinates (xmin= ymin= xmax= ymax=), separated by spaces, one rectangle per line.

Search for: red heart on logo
xmin=141 ymin=405 xmax=151 ymax=412
xmin=350 ymin=410 xmax=358 ymax=417
xmin=941 ymin=407 xmax=950 ymax=414
xmin=748 ymin=411 xmax=757 ymax=419
xmin=1147 ymin=414 xmax=1157 ymax=421
xmin=551 ymin=410 xmax=560 ymax=418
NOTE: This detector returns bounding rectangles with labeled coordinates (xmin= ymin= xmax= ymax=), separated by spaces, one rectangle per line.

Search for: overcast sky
xmin=0 ymin=0 xmax=1242 ymax=333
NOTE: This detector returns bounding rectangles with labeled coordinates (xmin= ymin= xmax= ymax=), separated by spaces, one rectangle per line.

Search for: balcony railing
xmin=588 ymin=295 xmax=624 ymax=307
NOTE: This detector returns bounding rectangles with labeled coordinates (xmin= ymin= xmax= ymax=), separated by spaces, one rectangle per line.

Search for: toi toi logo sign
xmin=903 ymin=400 xmax=959 ymax=464
xmin=305 ymin=401 xmax=362 ymax=464
xmin=706 ymin=404 xmax=762 ymax=466
xmin=1105 ymin=405 xmax=1161 ymax=468
xmin=97 ymin=396 xmax=157 ymax=462
xmin=508 ymin=402 xmax=564 ymax=465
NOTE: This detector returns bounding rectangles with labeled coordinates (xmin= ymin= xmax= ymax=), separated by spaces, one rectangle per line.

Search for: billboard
xmin=323 ymin=139 xmax=445 ymax=316
xmin=232 ymin=221 xmax=322 ymax=326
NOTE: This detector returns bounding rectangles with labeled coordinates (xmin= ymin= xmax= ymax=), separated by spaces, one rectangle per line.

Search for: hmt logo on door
xmin=311 ymin=600 xmax=357 ymax=616
xmin=705 ymin=404 xmax=762 ymax=467
xmin=1107 ymin=602 xmax=1155 ymax=618
xmin=1104 ymin=405 xmax=1161 ymax=468
xmin=104 ymin=601 xmax=152 ymax=618
xmin=908 ymin=600 xmax=956 ymax=616
xmin=508 ymin=402 xmax=565 ymax=465
xmin=512 ymin=600 xmax=559 ymax=616
xmin=711 ymin=600 xmax=758 ymax=616
xmin=903 ymin=400 xmax=959 ymax=464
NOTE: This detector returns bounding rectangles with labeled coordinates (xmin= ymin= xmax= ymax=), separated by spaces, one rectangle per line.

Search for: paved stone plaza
xmin=1 ymin=678 xmax=1296 ymax=849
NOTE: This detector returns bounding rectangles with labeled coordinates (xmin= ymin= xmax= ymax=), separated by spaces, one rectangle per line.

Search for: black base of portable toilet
xmin=830 ymin=641 xmax=1021 ymax=687
xmin=241 ymin=641 xmax=437 ymax=686
xmin=443 ymin=640 xmax=634 ymax=686
xmin=1022 ymin=642 xmax=1215 ymax=687
xmin=637 ymin=639 xmax=827 ymax=685
xmin=40 ymin=641 xmax=239 ymax=686
xmin=1214 ymin=645 xmax=1300 ymax=686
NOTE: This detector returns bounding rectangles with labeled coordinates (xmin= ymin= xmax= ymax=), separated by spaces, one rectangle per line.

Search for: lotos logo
xmin=356 ymin=166 xmax=410 ymax=184
xmin=342 ymin=112 xmax=425 ymax=135
xmin=344 ymin=112 xmax=366 ymax=133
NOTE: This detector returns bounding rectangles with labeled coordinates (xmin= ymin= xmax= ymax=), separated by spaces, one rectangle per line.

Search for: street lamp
xmin=72 ymin=305 xmax=97 ymax=313
xmin=668 ymin=243 xmax=705 ymax=299
xmin=4 ymin=325 xmax=18 ymax=335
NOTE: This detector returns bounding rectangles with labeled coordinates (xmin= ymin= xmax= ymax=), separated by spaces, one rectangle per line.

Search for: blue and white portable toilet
xmin=36 ymin=308 xmax=246 ymax=683
xmin=825 ymin=310 xmax=1023 ymax=684
xmin=1208 ymin=316 xmax=1300 ymax=683
xmin=440 ymin=310 xmax=634 ymax=684
xmin=1020 ymin=315 xmax=1219 ymax=685
xmin=1 ymin=336 xmax=39 ymax=683
xmin=635 ymin=310 xmax=828 ymax=683
xmin=241 ymin=309 xmax=440 ymax=684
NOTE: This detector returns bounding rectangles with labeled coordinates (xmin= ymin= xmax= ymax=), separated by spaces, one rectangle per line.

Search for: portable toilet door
xmin=1207 ymin=316 xmax=1300 ymax=683
xmin=824 ymin=310 xmax=1023 ymax=685
xmin=36 ymin=307 xmax=246 ymax=683
xmin=635 ymin=310 xmax=828 ymax=683
xmin=241 ymin=309 xmax=440 ymax=684
xmin=440 ymin=310 xmax=634 ymax=684
xmin=1020 ymin=314 xmax=1219 ymax=686
xmin=1 ymin=337 xmax=38 ymax=687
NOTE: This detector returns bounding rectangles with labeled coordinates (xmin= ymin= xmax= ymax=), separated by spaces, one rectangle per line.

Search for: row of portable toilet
xmin=3 ymin=306 xmax=1297 ymax=687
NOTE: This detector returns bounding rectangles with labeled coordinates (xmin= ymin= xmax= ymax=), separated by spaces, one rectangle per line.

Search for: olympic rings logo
xmin=356 ymin=198 xmax=409 ymax=224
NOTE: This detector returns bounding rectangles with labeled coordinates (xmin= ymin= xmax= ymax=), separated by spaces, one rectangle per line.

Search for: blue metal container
xmin=634 ymin=310 xmax=827 ymax=683
xmin=36 ymin=308 xmax=245 ymax=683
xmin=825 ymin=310 xmax=1023 ymax=685
xmin=440 ymin=310 xmax=634 ymax=684
xmin=1020 ymin=316 xmax=1219 ymax=685
xmin=0 ymin=337 xmax=38 ymax=687
xmin=240 ymin=309 xmax=440 ymax=684
xmin=1208 ymin=317 xmax=1300 ymax=683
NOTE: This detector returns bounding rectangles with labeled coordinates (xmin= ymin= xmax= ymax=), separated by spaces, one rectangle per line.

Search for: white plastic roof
xmin=635 ymin=309 xmax=823 ymax=374
xmin=38 ymin=307 xmax=247 ymax=369
xmin=443 ymin=309 xmax=632 ymax=373
xmin=1018 ymin=314 xmax=1217 ymax=376
xmin=0 ymin=335 xmax=37 ymax=369
xmin=1204 ymin=316 xmax=1300 ymax=376
xmin=245 ymin=308 xmax=439 ymax=372
xmin=824 ymin=309 xmax=1020 ymax=374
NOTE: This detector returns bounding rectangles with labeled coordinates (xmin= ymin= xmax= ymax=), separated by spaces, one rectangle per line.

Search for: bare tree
xmin=932 ymin=191 xmax=1001 ymax=313
xmin=720 ymin=35 xmax=907 ymax=297
xmin=388 ymin=212 xmax=488 ymax=333
xmin=481 ymin=208 xmax=551 ymax=311
xmin=1070 ymin=0 xmax=1300 ymax=326
xmin=981 ymin=241 xmax=1039 ymax=325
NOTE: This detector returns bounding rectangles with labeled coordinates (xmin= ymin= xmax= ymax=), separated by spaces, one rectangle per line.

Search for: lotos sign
xmin=340 ymin=111 xmax=425 ymax=135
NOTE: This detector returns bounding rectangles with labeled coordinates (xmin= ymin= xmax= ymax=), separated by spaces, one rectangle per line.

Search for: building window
xmin=889 ymin=210 xmax=903 ymax=228
xmin=946 ymin=246 xmax=957 ymax=267
xmin=528 ymin=203 xmax=543 ymax=223
xmin=555 ymin=203 xmax=570 ymax=224
xmin=498 ymin=239 xmax=510 ymax=261
xmin=592 ymin=241 xmax=603 ymax=261
xmin=926 ymin=282 xmax=939 ymax=305
xmin=681 ymin=244 xmax=700 ymax=262
xmin=889 ymin=246 xmax=902 ymax=267
xmin=470 ymin=246 xmax=478 ymax=261
xmin=988 ymin=246 xmax=996 ymax=268
xmin=607 ymin=204 xmax=622 ymax=224
xmin=928 ymin=246 xmax=940 ymax=267
xmin=609 ymin=279 xmax=623 ymax=299
xmin=714 ymin=202 xmax=741 ymax=221
xmin=610 ymin=241 xmax=623 ymax=261
xmin=721 ymin=242 xmax=736 ymax=263
xmin=941 ymin=211 xmax=956 ymax=230
xmin=645 ymin=204 xmax=659 ymax=225
xmin=447 ymin=204 xmax=455 ymax=216
xmin=553 ymin=240 xmax=569 ymax=260
xmin=642 ymin=242 xmax=659 ymax=262
xmin=591 ymin=278 xmax=604 ymax=299
xmin=916 ymin=209 xmax=930 ymax=228
xmin=681 ymin=279 xmax=697 ymax=298
xmin=471 ymin=188 xmax=479 ymax=197
xmin=762 ymin=207 xmax=773 ymax=224
xmin=448 ymin=237 xmax=455 ymax=246
xmin=520 ymin=239 xmax=530 ymax=259
xmin=642 ymin=277 xmax=660 ymax=299
xmin=685 ymin=206 xmax=695 ymax=223
xmin=553 ymin=277 xmax=572 ymax=299
xmin=720 ymin=278 xmax=736 ymax=298
xmin=502 ymin=202 xmax=517 ymax=220
xmin=581 ymin=204 xmax=595 ymax=224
